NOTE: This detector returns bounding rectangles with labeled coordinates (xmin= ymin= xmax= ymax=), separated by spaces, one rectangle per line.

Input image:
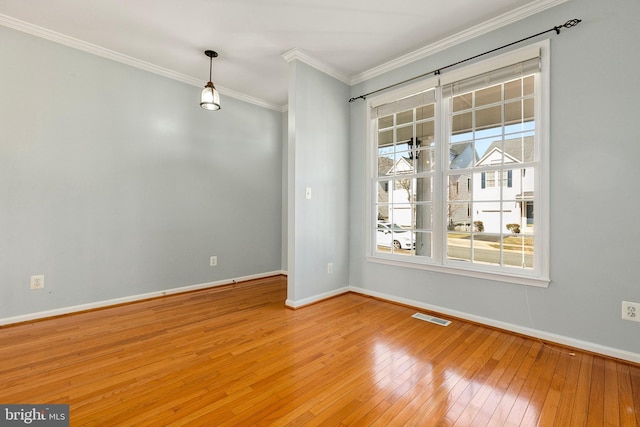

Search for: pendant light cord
xmin=348 ymin=18 xmax=582 ymax=103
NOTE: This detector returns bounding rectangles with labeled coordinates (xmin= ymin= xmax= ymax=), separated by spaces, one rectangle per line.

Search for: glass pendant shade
xmin=200 ymin=82 xmax=221 ymax=110
xmin=200 ymin=50 xmax=221 ymax=110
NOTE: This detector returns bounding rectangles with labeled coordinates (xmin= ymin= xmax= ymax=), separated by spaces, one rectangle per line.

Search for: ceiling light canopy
xmin=200 ymin=50 xmax=221 ymax=111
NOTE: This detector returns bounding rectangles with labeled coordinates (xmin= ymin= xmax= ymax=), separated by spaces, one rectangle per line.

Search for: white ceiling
xmin=0 ymin=0 xmax=561 ymax=110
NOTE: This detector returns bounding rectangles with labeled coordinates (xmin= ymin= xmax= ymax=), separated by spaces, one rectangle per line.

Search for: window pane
xmin=415 ymin=177 xmax=432 ymax=202
xmin=416 ymin=148 xmax=435 ymax=170
xmin=523 ymin=75 xmax=534 ymax=96
xmin=447 ymin=202 xmax=471 ymax=231
xmin=473 ymin=202 xmax=500 ymax=233
xmin=415 ymin=203 xmax=432 ymax=230
xmin=452 ymin=93 xmax=472 ymax=112
xmin=377 ymin=154 xmax=394 ymax=177
xmin=504 ymin=214 xmax=522 ymax=235
xmin=416 ymin=121 xmax=434 ymax=142
xmin=448 ymin=173 xmax=471 ymax=201
xmin=377 ymin=203 xmax=390 ymax=222
xmin=378 ymin=129 xmax=393 ymax=147
xmin=388 ymin=180 xmax=411 ymax=204
xmin=525 ymin=202 xmax=534 ymax=226
xmin=416 ymin=104 xmax=434 ymax=120
xmin=504 ymin=79 xmax=522 ymax=100
xmin=472 ymin=233 xmax=501 ymax=266
xmin=377 ymin=221 xmax=414 ymax=255
xmin=391 ymin=156 xmax=413 ymax=175
xmin=506 ymin=167 xmax=527 ymax=198
xmin=523 ymin=98 xmax=534 ymax=121
xmin=447 ymin=232 xmax=471 ymax=262
xmin=485 ymin=171 xmax=497 ymax=188
xmin=504 ymin=137 xmax=535 ymax=163
xmin=449 ymin=143 xmax=472 ymax=169
xmin=476 ymin=125 xmax=502 ymax=139
xmin=452 ymin=111 xmax=472 ymax=135
xmin=505 ymin=98 xmax=535 ymax=125
xmin=376 ymin=179 xmax=391 ymax=202
xmin=476 ymin=105 xmax=502 ymax=130
xmin=397 ymin=125 xmax=413 ymax=143
xmin=390 ymin=203 xmax=412 ymax=228
xmin=503 ymin=235 xmax=534 ymax=269
xmin=475 ymin=136 xmax=501 ymax=162
xmin=378 ymin=115 xmax=394 ymax=129
xmin=397 ymin=109 xmax=413 ymax=125
xmin=505 ymin=100 xmax=523 ymax=124
xmin=476 ymin=84 xmax=502 ymax=107
xmin=415 ymin=231 xmax=431 ymax=257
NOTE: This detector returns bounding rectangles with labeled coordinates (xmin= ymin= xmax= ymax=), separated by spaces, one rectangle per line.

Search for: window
xmin=367 ymin=42 xmax=549 ymax=286
xmin=481 ymin=170 xmax=513 ymax=188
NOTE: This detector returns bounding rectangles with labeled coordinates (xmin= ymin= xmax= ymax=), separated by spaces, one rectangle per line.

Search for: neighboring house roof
xmin=482 ymin=136 xmax=534 ymax=163
xmin=393 ymin=157 xmax=413 ymax=174
xmin=476 ymin=146 xmax=520 ymax=166
xmin=378 ymin=156 xmax=395 ymax=177
xmin=450 ymin=135 xmax=534 ymax=169
xmin=378 ymin=156 xmax=413 ymax=176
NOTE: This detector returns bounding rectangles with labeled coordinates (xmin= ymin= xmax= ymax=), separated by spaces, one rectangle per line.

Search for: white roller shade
xmin=371 ymin=89 xmax=436 ymax=119
xmin=443 ymin=54 xmax=540 ymax=98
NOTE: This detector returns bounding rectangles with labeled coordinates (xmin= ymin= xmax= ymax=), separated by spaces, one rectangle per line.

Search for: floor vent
xmin=412 ymin=312 xmax=451 ymax=326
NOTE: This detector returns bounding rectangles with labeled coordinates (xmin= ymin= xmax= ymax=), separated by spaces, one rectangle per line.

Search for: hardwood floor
xmin=1 ymin=276 xmax=638 ymax=426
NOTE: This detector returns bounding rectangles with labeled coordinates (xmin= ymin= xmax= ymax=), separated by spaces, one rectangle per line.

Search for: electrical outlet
xmin=327 ymin=262 xmax=333 ymax=274
xmin=210 ymin=256 xmax=217 ymax=267
xmin=622 ymin=301 xmax=640 ymax=322
xmin=30 ymin=275 xmax=45 ymax=290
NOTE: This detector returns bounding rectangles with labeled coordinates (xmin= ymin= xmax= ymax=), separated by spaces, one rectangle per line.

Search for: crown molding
xmin=0 ymin=13 xmax=285 ymax=112
xmin=350 ymin=0 xmax=570 ymax=85
xmin=282 ymin=48 xmax=351 ymax=85
xmin=217 ymin=86 xmax=286 ymax=112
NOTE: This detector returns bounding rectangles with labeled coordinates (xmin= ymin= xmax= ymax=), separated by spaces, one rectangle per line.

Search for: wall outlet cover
xmin=30 ymin=275 xmax=45 ymax=290
xmin=622 ymin=301 xmax=640 ymax=322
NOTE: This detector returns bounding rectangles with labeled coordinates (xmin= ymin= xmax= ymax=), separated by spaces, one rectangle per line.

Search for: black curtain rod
xmin=348 ymin=18 xmax=582 ymax=103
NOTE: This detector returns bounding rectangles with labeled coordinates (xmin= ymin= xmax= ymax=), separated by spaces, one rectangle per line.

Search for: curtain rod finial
xmin=556 ymin=18 xmax=581 ymax=34
xmin=563 ymin=18 xmax=582 ymax=28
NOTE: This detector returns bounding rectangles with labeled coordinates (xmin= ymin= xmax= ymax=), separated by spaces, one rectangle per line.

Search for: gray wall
xmin=287 ymin=61 xmax=350 ymax=303
xmin=349 ymin=0 xmax=640 ymax=355
xmin=0 ymin=26 xmax=283 ymax=319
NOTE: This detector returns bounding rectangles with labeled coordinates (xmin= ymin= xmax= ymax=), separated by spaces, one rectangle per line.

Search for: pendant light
xmin=200 ymin=50 xmax=221 ymax=110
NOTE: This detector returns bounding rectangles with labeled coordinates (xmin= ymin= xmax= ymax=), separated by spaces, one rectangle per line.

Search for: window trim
xmin=365 ymin=40 xmax=550 ymax=288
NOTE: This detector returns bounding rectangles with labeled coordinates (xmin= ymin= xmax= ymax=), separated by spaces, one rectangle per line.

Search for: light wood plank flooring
xmin=1 ymin=276 xmax=638 ymax=426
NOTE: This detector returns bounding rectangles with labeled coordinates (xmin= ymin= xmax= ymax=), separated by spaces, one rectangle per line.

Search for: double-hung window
xmin=368 ymin=42 xmax=549 ymax=286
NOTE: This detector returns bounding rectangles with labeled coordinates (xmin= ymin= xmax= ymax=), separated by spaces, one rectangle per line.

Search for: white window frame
xmin=365 ymin=41 xmax=550 ymax=287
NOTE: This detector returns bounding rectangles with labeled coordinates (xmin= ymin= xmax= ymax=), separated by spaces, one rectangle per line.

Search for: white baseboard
xmin=348 ymin=286 xmax=640 ymax=364
xmin=285 ymin=286 xmax=350 ymax=309
xmin=0 ymin=270 xmax=286 ymax=326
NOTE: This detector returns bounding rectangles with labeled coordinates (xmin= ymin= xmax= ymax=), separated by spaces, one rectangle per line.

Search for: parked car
xmin=377 ymin=222 xmax=415 ymax=250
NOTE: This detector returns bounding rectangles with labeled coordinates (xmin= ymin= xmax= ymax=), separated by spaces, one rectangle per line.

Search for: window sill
xmin=366 ymin=255 xmax=550 ymax=288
